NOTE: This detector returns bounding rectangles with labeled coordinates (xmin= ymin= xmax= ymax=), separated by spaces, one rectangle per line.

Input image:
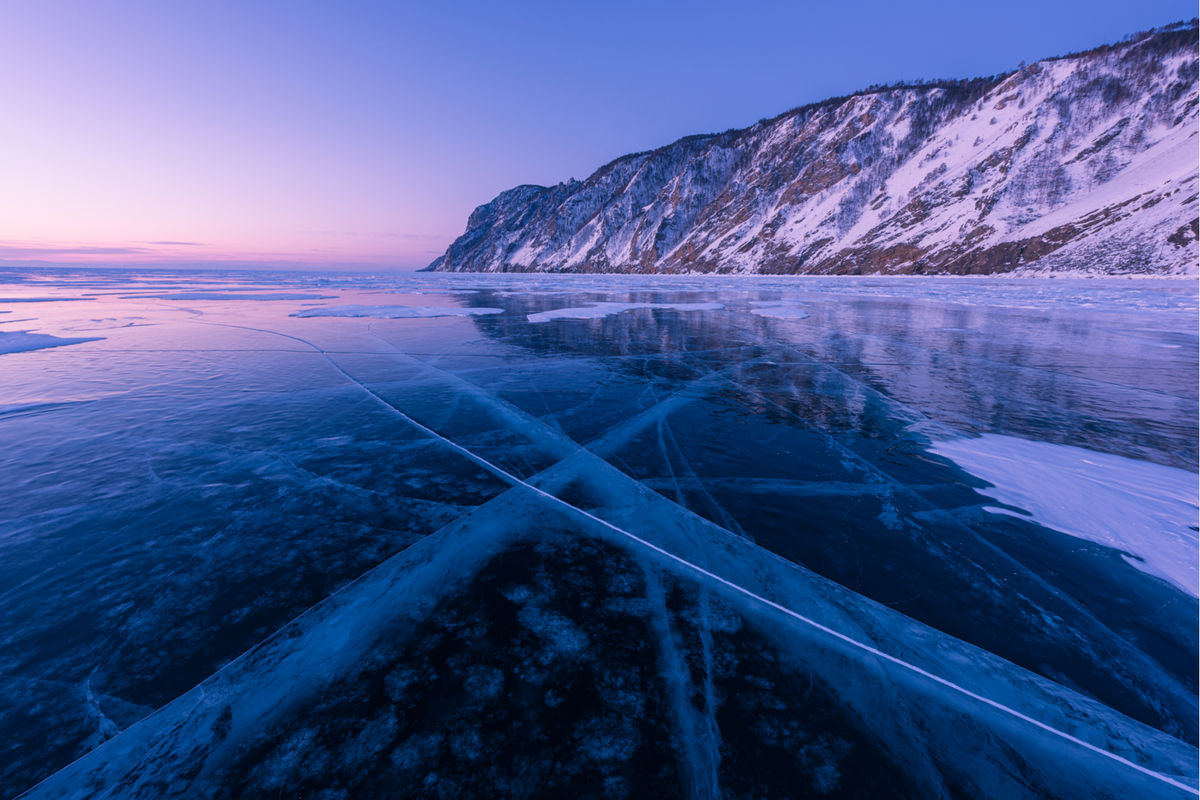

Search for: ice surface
xmin=932 ymin=434 xmax=1200 ymax=596
xmin=17 ymin=423 xmax=1200 ymax=799
xmin=0 ymin=266 xmax=1196 ymax=799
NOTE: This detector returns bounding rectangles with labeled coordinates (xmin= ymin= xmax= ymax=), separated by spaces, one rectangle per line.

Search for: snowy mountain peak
xmin=431 ymin=22 xmax=1199 ymax=275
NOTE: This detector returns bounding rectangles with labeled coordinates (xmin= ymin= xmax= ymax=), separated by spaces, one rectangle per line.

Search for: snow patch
xmin=0 ymin=331 xmax=103 ymax=355
xmin=933 ymin=434 xmax=1199 ymax=596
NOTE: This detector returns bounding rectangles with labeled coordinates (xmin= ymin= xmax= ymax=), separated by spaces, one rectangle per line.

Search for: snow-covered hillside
xmin=431 ymin=22 xmax=1199 ymax=275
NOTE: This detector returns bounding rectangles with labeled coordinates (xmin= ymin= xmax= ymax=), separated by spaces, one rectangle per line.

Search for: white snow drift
xmin=934 ymin=433 xmax=1199 ymax=596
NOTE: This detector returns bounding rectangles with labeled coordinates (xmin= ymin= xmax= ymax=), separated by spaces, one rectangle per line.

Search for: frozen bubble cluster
xmin=0 ymin=266 xmax=1196 ymax=799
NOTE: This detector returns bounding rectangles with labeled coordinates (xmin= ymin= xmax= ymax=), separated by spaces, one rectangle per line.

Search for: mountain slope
xmin=430 ymin=22 xmax=1199 ymax=275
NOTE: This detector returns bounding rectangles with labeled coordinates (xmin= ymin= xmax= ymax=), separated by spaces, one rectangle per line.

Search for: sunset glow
xmin=3 ymin=0 xmax=1194 ymax=270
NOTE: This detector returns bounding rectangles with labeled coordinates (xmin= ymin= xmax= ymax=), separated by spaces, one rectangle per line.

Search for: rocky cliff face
xmin=431 ymin=23 xmax=1198 ymax=275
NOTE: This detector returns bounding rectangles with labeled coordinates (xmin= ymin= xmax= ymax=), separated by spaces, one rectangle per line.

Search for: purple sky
xmin=2 ymin=0 xmax=1193 ymax=271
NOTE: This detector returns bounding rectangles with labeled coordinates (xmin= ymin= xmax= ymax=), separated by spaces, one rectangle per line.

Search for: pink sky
xmin=3 ymin=1 xmax=1190 ymax=272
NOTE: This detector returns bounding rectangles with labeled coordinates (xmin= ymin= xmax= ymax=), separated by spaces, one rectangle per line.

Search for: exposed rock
xmin=431 ymin=22 xmax=1199 ymax=276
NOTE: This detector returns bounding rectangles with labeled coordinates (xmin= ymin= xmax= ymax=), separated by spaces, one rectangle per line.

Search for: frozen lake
xmin=1 ymin=267 xmax=1197 ymax=798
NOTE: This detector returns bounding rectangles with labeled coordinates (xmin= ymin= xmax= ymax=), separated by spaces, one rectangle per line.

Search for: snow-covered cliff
xmin=431 ymin=22 xmax=1198 ymax=275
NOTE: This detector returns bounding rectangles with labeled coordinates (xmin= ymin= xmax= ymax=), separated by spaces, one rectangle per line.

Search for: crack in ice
xmin=186 ymin=319 xmax=1199 ymax=795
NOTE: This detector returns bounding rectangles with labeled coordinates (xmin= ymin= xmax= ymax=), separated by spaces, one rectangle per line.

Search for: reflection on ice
xmin=291 ymin=304 xmax=503 ymax=318
xmin=749 ymin=301 xmax=810 ymax=318
xmin=526 ymin=301 xmax=724 ymax=323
